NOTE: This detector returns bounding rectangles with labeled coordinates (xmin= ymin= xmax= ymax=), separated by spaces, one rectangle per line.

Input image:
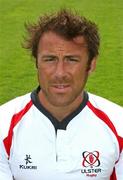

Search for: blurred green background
xmin=0 ymin=0 xmax=123 ymax=105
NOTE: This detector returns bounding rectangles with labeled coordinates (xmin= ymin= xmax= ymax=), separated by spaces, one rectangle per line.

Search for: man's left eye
xmin=68 ymin=58 xmax=79 ymax=62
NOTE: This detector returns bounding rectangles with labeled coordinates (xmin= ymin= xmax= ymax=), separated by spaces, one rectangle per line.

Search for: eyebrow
xmin=40 ymin=55 xmax=57 ymax=58
xmin=40 ymin=54 xmax=81 ymax=58
xmin=64 ymin=55 xmax=81 ymax=58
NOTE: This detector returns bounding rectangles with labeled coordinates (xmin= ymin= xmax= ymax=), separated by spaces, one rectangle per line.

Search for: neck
xmin=38 ymin=90 xmax=84 ymax=121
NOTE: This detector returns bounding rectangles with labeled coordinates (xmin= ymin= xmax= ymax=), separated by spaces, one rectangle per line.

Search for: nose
xmin=55 ymin=60 xmax=66 ymax=78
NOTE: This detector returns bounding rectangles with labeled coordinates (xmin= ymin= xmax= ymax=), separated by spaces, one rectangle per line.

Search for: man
xmin=0 ymin=9 xmax=123 ymax=180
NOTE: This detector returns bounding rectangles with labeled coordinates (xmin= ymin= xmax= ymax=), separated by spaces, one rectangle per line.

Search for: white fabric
xmin=0 ymin=92 xmax=123 ymax=180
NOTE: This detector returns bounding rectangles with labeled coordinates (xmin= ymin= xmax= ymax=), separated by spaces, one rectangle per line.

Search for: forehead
xmin=38 ymin=31 xmax=87 ymax=52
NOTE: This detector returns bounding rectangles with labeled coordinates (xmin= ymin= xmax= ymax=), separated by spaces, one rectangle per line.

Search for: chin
xmin=49 ymin=98 xmax=74 ymax=107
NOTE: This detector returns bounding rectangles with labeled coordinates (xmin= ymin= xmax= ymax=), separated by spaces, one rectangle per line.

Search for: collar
xmin=31 ymin=86 xmax=88 ymax=131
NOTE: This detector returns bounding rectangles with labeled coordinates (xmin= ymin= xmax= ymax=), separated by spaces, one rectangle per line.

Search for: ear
xmin=35 ymin=59 xmax=38 ymax=69
xmin=88 ymin=58 xmax=97 ymax=75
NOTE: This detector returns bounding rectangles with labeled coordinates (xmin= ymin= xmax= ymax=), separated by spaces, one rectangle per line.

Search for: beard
xmin=39 ymin=75 xmax=88 ymax=107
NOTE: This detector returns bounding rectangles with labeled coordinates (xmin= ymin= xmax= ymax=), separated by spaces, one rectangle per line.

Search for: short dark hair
xmin=24 ymin=9 xmax=100 ymax=62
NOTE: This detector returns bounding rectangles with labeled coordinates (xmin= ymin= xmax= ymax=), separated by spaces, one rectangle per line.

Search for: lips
xmin=53 ymin=84 xmax=69 ymax=88
xmin=51 ymin=84 xmax=70 ymax=93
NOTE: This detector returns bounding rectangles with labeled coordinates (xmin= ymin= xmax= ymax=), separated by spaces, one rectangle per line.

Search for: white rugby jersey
xmin=0 ymin=87 xmax=123 ymax=180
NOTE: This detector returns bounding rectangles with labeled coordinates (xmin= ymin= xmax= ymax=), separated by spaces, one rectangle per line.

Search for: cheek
xmin=73 ymin=67 xmax=88 ymax=81
xmin=38 ymin=68 xmax=46 ymax=82
xmin=38 ymin=67 xmax=52 ymax=84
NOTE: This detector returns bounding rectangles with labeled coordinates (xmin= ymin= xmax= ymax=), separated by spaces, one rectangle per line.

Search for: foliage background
xmin=0 ymin=0 xmax=123 ymax=105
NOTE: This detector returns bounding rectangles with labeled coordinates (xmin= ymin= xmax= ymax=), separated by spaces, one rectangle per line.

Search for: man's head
xmin=24 ymin=9 xmax=100 ymax=108
xmin=24 ymin=9 xmax=100 ymax=64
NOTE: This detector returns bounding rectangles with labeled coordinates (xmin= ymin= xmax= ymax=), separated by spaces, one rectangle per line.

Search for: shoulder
xmin=0 ymin=93 xmax=32 ymax=139
xmin=0 ymin=93 xmax=32 ymax=113
xmin=88 ymin=92 xmax=123 ymax=113
xmin=88 ymin=92 xmax=123 ymax=136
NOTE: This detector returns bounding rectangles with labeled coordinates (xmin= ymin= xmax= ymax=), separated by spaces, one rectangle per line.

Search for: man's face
xmin=37 ymin=32 xmax=96 ymax=107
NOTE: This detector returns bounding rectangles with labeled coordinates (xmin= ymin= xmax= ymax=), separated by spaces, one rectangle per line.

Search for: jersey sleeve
xmin=88 ymin=93 xmax=123 ymax=179
xmin=0 ymin=136 xmax=13 ymax=180
xmin=0 ymin=94 xmax=31 ymax=180
xmin=115 ymin=149 xmax=123 ymax=179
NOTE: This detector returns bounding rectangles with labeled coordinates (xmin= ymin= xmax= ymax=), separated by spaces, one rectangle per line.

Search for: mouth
xmin=53 ymin=84 xmax=69 ymax=88
xmin=51 ymin=84 xmax=70 ymax=93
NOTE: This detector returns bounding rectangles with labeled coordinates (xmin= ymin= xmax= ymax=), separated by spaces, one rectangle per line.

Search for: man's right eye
xmin=42 ymin=59 xmax=54 ymax=63
xmin=42 ymin=57 xmax=56 ymax=62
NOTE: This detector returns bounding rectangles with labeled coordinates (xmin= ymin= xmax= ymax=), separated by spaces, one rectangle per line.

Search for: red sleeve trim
xmin=3 ymin=100 xmax=33 ymax=158
xmin=87 ymin=101 xmax=123 ymax=153
xmin=110 ymin=167 xmax=117 ymax=180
